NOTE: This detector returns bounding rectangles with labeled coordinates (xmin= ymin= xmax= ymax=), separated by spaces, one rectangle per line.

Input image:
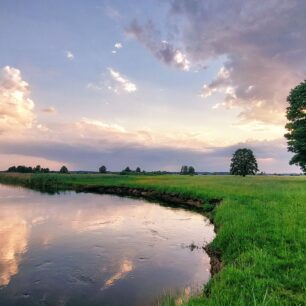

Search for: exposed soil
xmin=204 ymin=245 xmax=223 ymax=276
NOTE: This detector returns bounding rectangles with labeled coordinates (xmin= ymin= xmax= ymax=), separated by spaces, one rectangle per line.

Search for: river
xmin=0 ymin=184 xmax=215 ymax=305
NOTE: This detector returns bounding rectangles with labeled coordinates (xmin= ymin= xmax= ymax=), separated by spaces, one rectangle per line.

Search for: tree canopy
xmin=7 ymin=165 xmax=49 ymax=173
xmin=59 ymin=165 xmax=69 ymax=174
xmin=180 ymin=165 xmax=196 ymax=175
xmin=120 ymin=167 xmax=131 ymax=175
xmin=99 ymin=165 xmax=107 ymax=173
xmin=285 ymin=80 xmax=306 ymax=173
xmin=180 ymin=165 xmax=188 ymax=174
xmin=188 ymin=166 xmax=195 ymax=175
xmin=230 ymin=148 xmax=259 ymax=177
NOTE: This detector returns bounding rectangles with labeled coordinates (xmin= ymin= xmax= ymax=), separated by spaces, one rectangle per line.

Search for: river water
xmin=0 ymin=184 xmax=215 ymax=306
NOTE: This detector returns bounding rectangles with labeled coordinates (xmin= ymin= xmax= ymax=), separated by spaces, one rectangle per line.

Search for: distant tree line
xmin=180 ymin=165 xmax=196 ymax=175
xmin=7 ymin=165 xmax=50 ymax=173
xmin=6 ymin=165 xmax=70 ymax=174
xmin=5 ymin=149 xmax=262 ymax=178
xmin=98 ymin=165 xmax=144 ymax=175
xmin=120 ymin=166 xmax=142 ymax=175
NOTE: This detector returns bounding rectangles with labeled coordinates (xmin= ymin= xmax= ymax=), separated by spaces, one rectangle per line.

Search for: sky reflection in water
xmin=0 ymin=184 xmax=214 ymax=306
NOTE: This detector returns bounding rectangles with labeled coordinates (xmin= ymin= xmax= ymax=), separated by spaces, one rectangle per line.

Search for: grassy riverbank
xmin=0 ymin=173 xmax=305 ymax=305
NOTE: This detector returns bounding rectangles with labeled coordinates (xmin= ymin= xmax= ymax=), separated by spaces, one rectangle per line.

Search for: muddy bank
xmin=75 ymin=185 xmax=221 ymax=211
xmin=204 ymin=245 xmax=222 ymax=276
xmin=75 ymin=184 xmax=222 ymax=275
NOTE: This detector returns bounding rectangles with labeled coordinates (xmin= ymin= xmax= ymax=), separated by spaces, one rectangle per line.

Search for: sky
xmin=0 ymin=0 xmax=305 ymax=173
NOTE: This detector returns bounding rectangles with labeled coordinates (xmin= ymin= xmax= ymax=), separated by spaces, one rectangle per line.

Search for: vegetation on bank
xmin=0 ymin=173 xmax=305 ymax=305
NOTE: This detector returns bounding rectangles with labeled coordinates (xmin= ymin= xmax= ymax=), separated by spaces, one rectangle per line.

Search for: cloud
xmin=104 ymin=5 xmax=121 ymax=20
xmin=173 ymin=49 xmax=190 ymax=71
xmin=0 ymin=134 xmax=298 ymax=173
xmin=129 ymin=0 xmax=306 ymax=123
xmin=114 ymin=42 xmax=123 ymax=49
xmin=41 ymin=106 xmax=56 ymax=113
xmin=0 ymin=213 xmax=29 ymax=286
xmin=126 ymin=20 xmax=190 ymax=71
xmin=0 ymin=114 xmax=299 ymax=173
xmin=72 ymin=117 xmax=217 ymax=150
xmin=0 ymin=66 xmax=35 ymax=134
xmin=66 ymin=51 xmax=74 ymax=60
xmin=112 ymin=42 xmax=123 ymax=54
xmin=103 ymin=259 xmax=133 ymax=288
xmin=86 ymin=82 xmax=104 ymax=91
xmin=36 ymin=124 xmax=50 ymax=132
xmin=201 ymin=66 xmax=232 ymax=98
xmin=78 ymin=117 xmax=126 ymax=134
xmin=108 ymin=68 xmax=137 ymax=93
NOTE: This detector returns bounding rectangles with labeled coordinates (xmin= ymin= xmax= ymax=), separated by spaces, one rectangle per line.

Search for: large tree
xmin=285 ymin=80 xmax=306 ymax=174
xmin=230 ymin=148 xmax=259 ymax=177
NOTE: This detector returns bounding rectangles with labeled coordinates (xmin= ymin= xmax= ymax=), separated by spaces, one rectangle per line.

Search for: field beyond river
xmin=0 ymin=173 xmax=305 ymax=305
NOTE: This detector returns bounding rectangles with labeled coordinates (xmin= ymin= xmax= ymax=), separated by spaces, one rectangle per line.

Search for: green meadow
xmin=0 ymin=173 xmax=305 ymax=305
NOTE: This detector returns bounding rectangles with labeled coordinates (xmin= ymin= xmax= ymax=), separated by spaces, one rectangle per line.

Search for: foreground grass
xmin=0 ymin=173 xmax=305 ymax=305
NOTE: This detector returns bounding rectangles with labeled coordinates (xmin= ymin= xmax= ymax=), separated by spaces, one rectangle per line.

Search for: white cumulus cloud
xmin=114 ymin=42 xmax=123 ymax=49
xmin=0 ymin=66 xmax=35 ymax=134
xmin=66 ymin=51 xmax=74 ymax=60
xmin=173 ymin=50 xmax=190 ymax=71
xmin=108 ymin=68 xmax=137 ymax=93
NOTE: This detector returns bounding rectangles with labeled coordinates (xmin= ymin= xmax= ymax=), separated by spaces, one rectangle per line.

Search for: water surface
xmin=0 ymin=184 xmax=215 ymax=305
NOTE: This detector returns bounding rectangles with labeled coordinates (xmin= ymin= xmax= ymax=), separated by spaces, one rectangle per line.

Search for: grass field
xmin=0 ymin=173 xmax=305 ymax=305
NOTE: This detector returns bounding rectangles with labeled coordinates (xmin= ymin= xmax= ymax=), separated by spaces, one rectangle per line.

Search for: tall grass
xmin=0 ymin=172 xmax=68 ymax=192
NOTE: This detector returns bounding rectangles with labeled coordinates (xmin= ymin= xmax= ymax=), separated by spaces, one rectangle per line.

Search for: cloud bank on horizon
xmin=0 ymin=0 xmax=305 ymax=173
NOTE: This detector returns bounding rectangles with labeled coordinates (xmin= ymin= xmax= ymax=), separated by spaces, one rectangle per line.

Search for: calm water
xmin=0 ymin=184 xmax=215 ymax=306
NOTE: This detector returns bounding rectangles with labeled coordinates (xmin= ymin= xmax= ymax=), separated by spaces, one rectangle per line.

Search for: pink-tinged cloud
xmin=41 ymin=106 xmax=56 ymax=113
xmin=0 ymin=117 xmax=299 ymax=173
xmin=0 ymin=66 xmax=298 ymax=173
